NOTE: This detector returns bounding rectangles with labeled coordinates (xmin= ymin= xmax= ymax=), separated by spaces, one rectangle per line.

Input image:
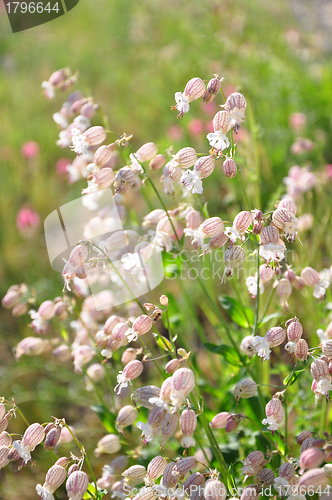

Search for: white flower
xmin=53 ymin=112 xmax=68 ymax=129
xmin=313 ymin=280 xmax=329 ymax=300
xmin=274 ymin=477 xmax=289 ymax=496
xmin=71 ymin=128 xmax=88 ymax=155
xmin=175 ymin=92 xmax=190 ymax=116
xmin=224 ymin=227 xmax=241 ymax=243
xmin=150 ymin=232 xmax=173 ymax=253
xmin=285 ymin=341 xmax=298 ymax=353
xmin=180 ymin=170 xmax=203 ymax=194
xmin=287 ymin=494 xmax=306 ymax=500
xmin=114 ymin=371 xmax=132 ymax=394
xmin=13 ymin=440 xmax=32 ymax=464
xmin=35 ymin=485 xmax=55 ymax=500
xmin=129 ymin=153 xmax=144 ymax=173
xmin=262 ymin=415 xmax=280 ymax=431
xmin=101 ymin=348 xmax=114 ymax=359
xmin=137 ymin=422 xmax=154 ymax=442
xmin=82 ymin=178 xmax=99 ymax=195
xmin=121 ymin=253 xmax=142 ymax=275
xmin=161 ymin=175 xmax=175 ymax=195
xmin=42 ymin=81 xmax=55 ymax=100
xmin=56 ymin=130 xmax=71 ymax=149
xmin=251 ymin=336 xmax=271 ymax=361
xmin=183 ymin=228 xmax=204 ymax=248
xmin=149 ymin=396 xmax=169 ymax=412
xmin=260 ymin=243 xmax=285 ymax=263
xmin=316 ymin=378 xmax=332 ymax=398
xmin=246 ymin=274 xmax=264 ymax=298
xmin=126 ymin=328 xmax=138 ymax=343
xmin=181 ymin=436 xmax=195 ymax=448
xmin=206 ymin=131 xmax=230 ymax=152
xmin=73 ymin=114 xmax=91 ymax=132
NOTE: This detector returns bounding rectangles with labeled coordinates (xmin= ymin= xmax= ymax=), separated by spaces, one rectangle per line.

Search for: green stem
xmin=259 ymin=287 xmax=275 ymax=324
xmin=252 ymin=241 xmax=260 ymax=337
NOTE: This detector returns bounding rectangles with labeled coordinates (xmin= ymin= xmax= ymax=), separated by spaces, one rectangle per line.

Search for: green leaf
xmin=156 ymin=335 xmax=172 ymax=351
xmin=84 ymin=484 xmax=107 ymax=499
xmin=283 ymin=369 xmax=305 ymax=388
xmin=91 ymin=405 xmax=116 ymax=433
xmin=203 ymin=342 xmax=242 ymax=366
xmin=218 ymin=295 xmax=254 ymax=328
xmin=258 ymin=312 xmax=284 ymax=328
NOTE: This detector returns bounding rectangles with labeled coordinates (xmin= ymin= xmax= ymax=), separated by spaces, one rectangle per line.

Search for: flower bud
xmin=160 ymin=295 xmax=169 ymax=307
xmin=84 ymin=126 xmax=106 ymax=146
xmin=233 ymin=211 xmax=253 ymax=234
xmin=156 ymin=215 xmax=177 ymax=236
xmin=300 ymin=448 xmax=325 ymax=470
xmin=94 ymin=434 xmax=121 ymax=457
xmin=122 ymin=348 xmax=138 ymax=364
xmin=240 ymin=486 xmax=257 ymax=500
xmin=0 ymin=419 xmax=8 ymax=433
xmin=161 ymin=462 xmax=177 ymax=488
xmin=12 ymin=302 xmax=28 ymax=317
xmin=295 ymin=339 xmax=309 ymax=361
xmin=86 ymin=363 xmax=105 ymax=383
xmin=149 ymin=154 xmax=166 ymax=171
xmin=183 ymin=78 xmax=206 ymax=102
xmin=0 ymin=446 xmax=10 ymax=469
xmin=234 ymin=379 xmax=257 ymax=401
xmin=38 ymin=300 xmax=54 ymax=320
xmin=266 ymin=398 xmax=283 ymax=418
xmin=36 ymin=464 xmax=67 ymax=498
xmin=68 ymin=464 xmax=80 ymax=475
xmin=297 ymin=431 xmax=313 ymax=445
xmin=260 ymin=226 xmax=279 ymax=245
xmin=132 ymin=386 xmax=160 ymax=409
xmin=171 ymin=368 xmax=196 ymax=410
xmin=293 ymin=276 xmax=306 ymax=290
xmin=225 ymin=414 xmax=241 ymax=433
xmin=210 ymin=412 xmax=230 ymax=429
xmin=322 ymin=341 xmax=332 ymax=358
xmin=279 ymin=462 xmax=295 ymax=480
xmin=298 ymin=468 xmax=329 ymax=492
xmin=132 ymin=315 xmax=153 ymax=335
xmin=94 ymin=145 xmax=114 ymax=167
xmin=2 ymin=290 xmax=20 ymax=309
xmin=165 ymin=359 xmax=180 ymax=374
xmin=202 ymin=78 xmax=221 ymax=103
xmin=173 ymin=147 xmax=198 ymax=168
xmin=272 ymin=208 xmax=298 ymax=241
xmin=311 ymin=359 xmax=329 ymax=381
xmin=257 ymin=468 xmax=275 ymax=485
xmin=313 ymin=438 xmax=326 ymax=448
xmin=66 ymin=471 xmax=89 ymax=500
xmin=242 ymin=450 xmax=265 ymax=476
xmin=81 ymin=102 xmax=95 ymax=118
xmin=199 ymin=217 xmax=224 ymax=237
xmin=147 ymin=456 xmax=167 ymax=481
xmin=213 ymin=110 xmax=231 ymax=133
xmin=122 ymin=360 xmax=144 ymax=380
xmin=160 ymin=412 xmax=179 ymax=448
xmin=136 ymin=142 xmax=158 ymax=162
xmin=225 ymin=92 xmax=247 ymax=113
xmin=185 ymin=209 xmax=202 ymax=230
xmin=302 ymin=438 xmax=315 ymax=452
xmin=180 ymin=409 xmax=197 ymax=448
xmin=277 ymin=279 xmax=292 ymax=306
xmin=173 ymin=457 xmax=197 ymax=476
xmin=94 ymin=168 xmax=115 ymax=189
xmin=278 ymin=197 xmax=297 ymax=215
xmin=123 ymin=465 xmax=147 ymax=484
xmin=301 ymin=267 xmax=321 ymax=288
xmin=116 ymin=405 xmax=138 ymax=431
xmin=223 ymin=158 xmax=237 ymax=178
xmin=204 ymin=478 xmax=227 ymax=500
xmin=53 ymin=344 xmax=71 ymax=361
xmin=265 ymin=327 xmax=286 ymax=347
xmin=287 ymin=321 xmax=303 ymax=341
xmin=44 ymin=426 xmax=61 ymax=450
xmin=183 ymin=471 xmax=205 ymax=493
xmin=285 ymin=269 xmax=296 ymax=281
xmin=194 ymin=156 xmax=215 ymax=178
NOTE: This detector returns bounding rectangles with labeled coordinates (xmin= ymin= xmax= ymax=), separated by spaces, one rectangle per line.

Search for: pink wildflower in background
xmin=21 ymin=141 xmax=40 ymax=159
xmin=16 ymin=206 xmax=40 ymax=238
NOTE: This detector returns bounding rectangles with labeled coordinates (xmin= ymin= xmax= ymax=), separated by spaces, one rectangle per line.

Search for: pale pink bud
xmin=301 ymin=267 xmax=321 ymax=288
xmin=0 ymin=405 xmax=5 ymax=421
xmin=123 ymin=465 xmax=147 ymax=484
xmin=213 ymin=110 xmax=231 ymax=134
xmin=312 ymin=438 xmax=326 ymax=448
xmin=0 ymin=446 xmax=10 ymax=469
xmin=223 ymin=158 xmax=237 ymax=178
xmin=114 ymin=166 xmax=137 ymax=191
xmin=199 ymin=217 xmax=224 ymax=237
xmin=165 ymin=358 xmax=180 ymax=374
xmin=160 ymin=412 xmax=179 ymax=448
xmin=194 ymin=156 xmax=215 ymax=178
xmin=66 ymin=471 xmax=89 ymax=500
xmin=278 ymin=197 xmax=297 ymax=215
xmin=266 ymin=398 xmax=283 ymax=417
xmin=111 ymin=323 xmax=129 ymax=344
xmin=240 ymin=486 xmax=257 ymax=500
xmin=180 ymin=409 xmax=197 ymax=447
xmin=81 ymin=102 xmax=95 ymax=119
xmin=161 ymin=462 xmax=177 ymax=488
xmin=173 ymin=456 xmax=197 ymax=476
xmin=116 ymin=405 xmax=138 ymax=431
xmin=122 ymin=348 xmax=137 ymax=364
xmin=293 ymin=276 xmax=306 ymax=290
xmin=297 ymin=431 xmax=313 ymax=445
xmin=147 ymin=456 xmax=167 ymax=481
xmin=44 ymin=426 xmax=61 ymax=450
xmin=94 ymin=168 xmax=115 ymax=189
xmin=149 ymin=154 xmax=166 ymax=171
xmin=298 ymin=468 xmax=329 ymax=492
xmin=260 ymin=226 xmax=279 ymax=245
xmin=322 ymin=341 xmax=332 ymax=358
xmin=183 ymin=472 xmax=205 ymax=492
xmin=86 ymin=363 xmax=105 ymax=383
xmin=0 ymin=432 xmax=11 ymax=447
xmin=83 ymin=126 xmax=106 ymax=146
xmin=202 ymin=77 xmax=221 ymax=102
xmin=94 ymin=145 xmax=114 ymax=167
xmin=160 ymin=295 xmax=169 ymax=307
xmin=49 ymin=69 xmax=66 ymax=86
xmin=242 ymin=450 xmax=265 ymax=476
xmin=132 ymin=386 xmax=160 ymax=409
xmin=257 ymin=468 xmax=275 ymax=485
xmin=53 ymin=300 xmax=67 ymax=320
xmin=142 ymin=209 xmax=166 ymax=227
xmin=295 ymin=338 xmax=309 ymax=361
xmin=287 ymin=321 xmax=303 ymax=341
xmin=210 ymin=412 xmax=230 ymax=429
xmin=94 ymin=434 xmax=121 ymax=456
xmin=37 ymin=464 xmax=67 ymax=496
xmin=285 ymin=269 xmax=296 ymax=281
xmin=279 ymin=462 xmax=295 ymax=480
xmin=265 ymin=327 xmax=286 ymax=347
xmin=171 ymin=368 xmax=196 ymax=410
xmin=186 ymin=209 xmax=202 ymax=230
xmin=132 ymin=315 xmax=153 ymax=335
xmin=38 ymin=300 xmax=54 ymax=320
xmin=311 ymin=359 xmax=329 ymax=381
xmin=12 ymin=302 xmax=28 ymax=317
xmin=233 ymin=211 xmax=253 ymax=234
xmin=156 ymin=215 xmax=177 ymax=236
xmin=173 ymin=147 xmax=198 ymax=168
xmin=234 ymin=379 xmax=257 ymax=401
xmin=2 ymin=290 xmax=20 ymax=309
xmin=53 ymin=344 xmax=71 ymax=361
xmin=68 ymin=464 xmax=80 ymax=475
xmin=302 ymin=438 xmax=315 ymax=452
xmin=204 ymin=478 xmax=227 ymax=500
xmin=225 ymin=414 xmax=241 ymax=433
xmin=183 ymin=78 xmax=206 ymax=102
xmin=123 ymin=360 xmax=144 ymax=379
xmin=208 ymin=232 xmax=229 ymax=250
xmin=300 ymin=448 xmax=325 ymax=470
xmin=260 ymin=265 xmax=274 ymax=283
xmin=23 ymin=423 xmax=45 ymax=449
xmin=136 ymin=142 xmax=158 ymax=162
xmin=276 ymin=279 xmax=292 ymax=305
xmin=104 ymin=315 xmax=124 ymax=335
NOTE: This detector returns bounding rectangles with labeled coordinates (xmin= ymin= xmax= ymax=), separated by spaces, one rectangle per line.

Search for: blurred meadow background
xmin=0 ymin=0 xmax=332 ymax=498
